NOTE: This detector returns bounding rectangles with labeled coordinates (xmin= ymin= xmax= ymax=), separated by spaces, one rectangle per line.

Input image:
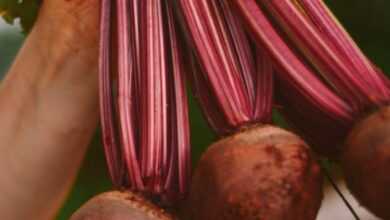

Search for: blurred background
xmin=0 ymin=0 xmax=389 ymax=219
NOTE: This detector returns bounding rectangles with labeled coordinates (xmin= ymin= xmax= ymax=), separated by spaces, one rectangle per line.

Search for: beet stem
xmin=99 ymin=0 xmax=123 ymax=187
xmin=99 ymin=0 xmax=191 ymax=202
xmin=178 ymin=0 xmax=273 ymax=133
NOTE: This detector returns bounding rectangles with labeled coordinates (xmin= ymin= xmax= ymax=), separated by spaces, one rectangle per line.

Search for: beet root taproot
xmin=342 ymin=106 xmax=390 ymax=219
xmin=70 ymin=191 xmax=174 ymax=220
xmin=184 ymin=125 xmax=323 ymax=220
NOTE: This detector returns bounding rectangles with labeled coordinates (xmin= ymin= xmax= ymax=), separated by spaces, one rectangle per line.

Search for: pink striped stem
xmin=99 ymin=0 xmax=190 ymax=202
xmin=231 ymin=0 xmax=353 ymax=123
xmin=178 ymin=0 xmax=273 ymax=135
xmin=164 ymin=1 xmax=191 ymax=196
xmin=116 ymin=0 xmax=144 ymax=190
xmin=253 ymin=49 xmax=274 ymax=123
xmin=99 ymin=0 xmax=124 ymax=187
xmin=260 ymin=0 xmax=390 ymax=110
xmin=138 ymin=0 xmax=168 ymax=193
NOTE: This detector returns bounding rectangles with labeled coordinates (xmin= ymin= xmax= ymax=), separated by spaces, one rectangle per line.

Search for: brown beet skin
xmin=70 ymin=191 xmax=174 ymax=220
xmin=342 ymin=106 xmax=390 ymax=219
xmin=184 ymin=125 xmax=323 ymax=220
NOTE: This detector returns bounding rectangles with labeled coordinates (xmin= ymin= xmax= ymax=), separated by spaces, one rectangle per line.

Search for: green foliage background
xmin=0 ymin=0 xmax=39 ymax=32
xmin=0 ymin=0 xmax=390 ymax=219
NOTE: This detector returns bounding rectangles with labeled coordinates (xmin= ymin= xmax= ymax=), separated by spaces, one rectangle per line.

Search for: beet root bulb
xmin=70 ymin=191 xmax=174 ymax=220
xmin=185 ymin=125 xmax=323 ymax=220
xmin=342 ymin=106 xmax=390 ymax=219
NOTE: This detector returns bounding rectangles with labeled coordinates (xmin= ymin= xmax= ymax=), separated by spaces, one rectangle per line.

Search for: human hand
xmin=0 ymin=0 xmax=100 ymax=219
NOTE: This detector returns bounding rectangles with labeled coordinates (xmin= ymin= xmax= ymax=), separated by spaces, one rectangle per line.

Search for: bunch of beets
xmin=71 ymin=1 xmax=390 ymax=220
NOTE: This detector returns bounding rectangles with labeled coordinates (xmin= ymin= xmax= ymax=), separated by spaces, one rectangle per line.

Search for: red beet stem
xmin=138 ymin=0 xmax=168 ymax=193
xmin=116 ymin=0 xmax=144 ymax=190
xmin=253 ymin=49 xmax=274 ymax=122
xmin=99 ymin=0 xmax=124 ymax=187
xmin=230 ymin=0 xmax=354 ymax=124
xmin=164 ymin=1 xmax=191 ymax=195
xmin=219 ymin=0 xmax=256 ymax=107
xmin=178 ymin=0 xmax=273 ymax=134
xmin=259 ymin=0 xmax=390 ymax=109
xmin=99 ymin=0 xmax=190 ymax=201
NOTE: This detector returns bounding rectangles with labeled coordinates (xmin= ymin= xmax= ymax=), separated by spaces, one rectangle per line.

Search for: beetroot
xmin=186 ymin=126 xmax=322 ymax=220
xmin=342 ymin=106 xmax=390 ymax=219
xmin=70 ymin=191 xmax=174 ymax=220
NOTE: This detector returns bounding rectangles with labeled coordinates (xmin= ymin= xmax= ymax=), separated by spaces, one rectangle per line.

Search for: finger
xmin=70 ymin=191 xmax=174 ymax=220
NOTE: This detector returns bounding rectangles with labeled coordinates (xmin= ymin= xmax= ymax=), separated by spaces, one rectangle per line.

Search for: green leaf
xmin=0 ymin=0 xmax=40 ymax=33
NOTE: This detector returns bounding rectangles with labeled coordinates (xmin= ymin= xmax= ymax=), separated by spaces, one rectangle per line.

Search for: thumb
xmin=70 ymin=191 xmax=175 ymax=220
